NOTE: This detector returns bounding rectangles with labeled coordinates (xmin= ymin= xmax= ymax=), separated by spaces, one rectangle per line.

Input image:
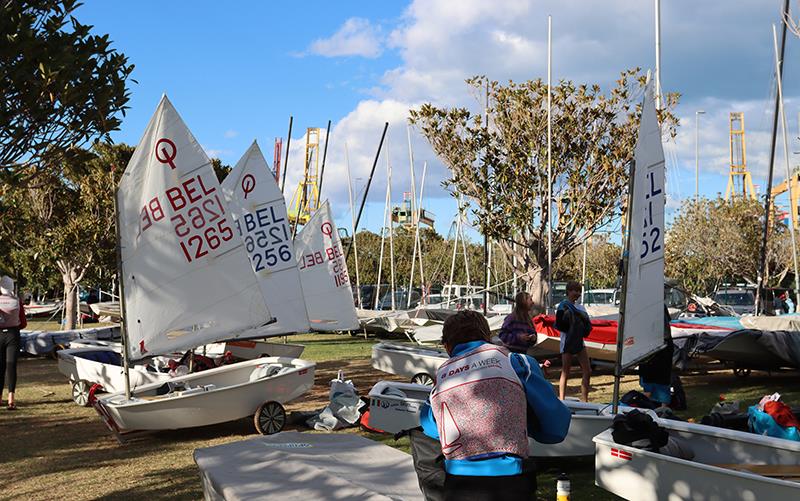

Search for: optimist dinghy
xmin=367 ymin=380 xmax=623 ymax=457
xmin=93 ymin=97 xmax=315 ymax=438
xmin=594 ymin=418 xmax=800 ymax=500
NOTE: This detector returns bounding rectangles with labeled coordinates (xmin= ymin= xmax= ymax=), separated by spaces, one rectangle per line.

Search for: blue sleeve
xmin=511 ymin=353 xmax=571 ymax=444
xmin=419 ymin=402 xmax=440 ymax=440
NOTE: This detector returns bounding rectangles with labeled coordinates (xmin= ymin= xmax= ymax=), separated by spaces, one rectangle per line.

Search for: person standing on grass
xmin=418 ymin=311 xmax=570 ymax=501
xmin=638 ymin=306 xmax=674 ymax=408
xmin=0 ymin=276 xmax=26 ymax=410
xmin=555 ymin=280 xmax=592 ymax=402
xmin=498 ymin=292 xmax=540 ymax=354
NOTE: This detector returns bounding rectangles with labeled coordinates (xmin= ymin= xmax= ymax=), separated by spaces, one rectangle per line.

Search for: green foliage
xmin=211 ymin=158 xmax=231 ymax=183
xmin=0 ymin=143 xmax=133 ymax=296
xmin=554 ymin=235 xmax=621 ymax=289
xmin=0 ymin=0 xmax=134 ymax=184
xmin=665 ymin=197 xmax=792 ymax=294
xmin=410 ymin=70 xmax=679 ymax=303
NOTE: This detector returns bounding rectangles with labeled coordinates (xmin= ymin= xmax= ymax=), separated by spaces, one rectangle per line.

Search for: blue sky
xmin=80 ymin=0 xmax=800 ymax=242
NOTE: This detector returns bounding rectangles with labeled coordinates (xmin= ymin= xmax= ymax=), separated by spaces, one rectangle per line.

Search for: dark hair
xmin=442 ymin=310 xmax=491 ymax=348
xmin=566 ymin=280 xmax=582 ymax=293
xmin=513 ymin=292 xmax=532 ymax=322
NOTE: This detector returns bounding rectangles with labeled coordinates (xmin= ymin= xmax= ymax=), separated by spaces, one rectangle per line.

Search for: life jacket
xmin=0 ymin=294 xmax=21 ymax=329
xmin=430 ymin=344 xmax=528 ymax=461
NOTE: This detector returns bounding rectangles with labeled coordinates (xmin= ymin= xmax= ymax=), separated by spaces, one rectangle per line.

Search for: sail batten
xmin=118 ymin=96 xmax=274 ymax=360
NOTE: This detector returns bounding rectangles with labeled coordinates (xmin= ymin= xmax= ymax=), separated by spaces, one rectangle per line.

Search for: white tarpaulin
xmin=222 ymin=141 xmax=311 ymax=335
xmin=620 ymin=80 xmax=667 ymax=368
xmin=193 ymin=432 xmax=424 ymax=500
xmin=296 ymin=201 xmax=359 ymax=331
xmin=117 ymin=96 xmax=273 ymax=360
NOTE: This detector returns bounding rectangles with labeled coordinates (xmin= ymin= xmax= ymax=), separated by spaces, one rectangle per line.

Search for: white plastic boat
xmin=371 ymin=341 xmax=447 ymax=385
xmin=594 ymin=419 xmax=800 ymax=500
xmin=97 ymin=357 xmax=315 ymax=433
xmin=368 ymin=380 xmax=620 ymax=457
xmin=93 ymin=97 xmax=315 ymax=438
xmin=20 ymin=325 xmax=119 ymax=356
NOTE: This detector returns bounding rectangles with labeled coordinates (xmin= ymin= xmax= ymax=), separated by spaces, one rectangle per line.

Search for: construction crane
xmin=288 ymin=127 xmax=321 ymax=225
xmin=391 ymin=191 xmax=435 ymax=229
xmin=725 ymin=112 xmax=757 ymax=201
xmin=771 ymin=170 xmax=800 ymax=228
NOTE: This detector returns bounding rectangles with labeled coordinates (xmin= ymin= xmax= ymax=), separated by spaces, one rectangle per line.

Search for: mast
xmin=280 ymin=116 xmax=293 ymax=194
xmin=415 ymin=162 xmax=428 ymax=303
xmin=346 ymin=122 xmax=389 ymax=260
xmin=345 ymin=143 xmax=362 ymax=309
xmin=612 ymin=160 xmax=636 ymax=414
xmin=375 ymin=171 xmax=390 ymax=310
xmin=546 ymin=15 xmax=553 ymax=311
xmin=446 ymin=212 xmax=461 ymax=307
xmin=773 ymin=23 xmax=800 ymax=308
xmin=317 ymin=120 xmax=332 ymax=200
xmin=654 ymin=0 xmax=662 ymax=110
xmin=111 ymin=168 xmax=132 ymax=400
xmin=407 ymin=126 xmax=418 ymax=308
xmin=756 ymin=0 xmax=790 ymax=314
xmin=484 ymin=80 xmax=491 ymax=315
xmin=387 ymin=148 xmax=396 ymax=311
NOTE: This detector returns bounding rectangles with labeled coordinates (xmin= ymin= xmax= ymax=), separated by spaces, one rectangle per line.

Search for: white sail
xmin=296 ymin=201 xmax=359 ymax=331
xmin=620 ymin=80 xmax=666 ymax=368
xmin=221 ymin=141 xmax=311 ymax=335
xmin=117 ymin=96 xmax=273 ymax=360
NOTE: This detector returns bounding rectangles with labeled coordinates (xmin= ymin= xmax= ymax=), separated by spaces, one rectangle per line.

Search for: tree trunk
xmin=57 ymin=260 xmax=88 ymax=330
xmin=526 ymin=267 xmax=549 ymax=313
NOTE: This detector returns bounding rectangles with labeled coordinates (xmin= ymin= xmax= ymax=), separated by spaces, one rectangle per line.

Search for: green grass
xmin=3 ymin=332 xmax=798 ymax=500
xmin=25 ymin=318 xmax=116 ymax=331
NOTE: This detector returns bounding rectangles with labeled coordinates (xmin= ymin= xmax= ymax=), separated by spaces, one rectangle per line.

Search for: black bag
xmin=611 ymin=409 xmax=669 ymax=451
xmin=407 ymin=428 xmax=446 ymax=501
xmin=620 ymin=390 xmax=657 ymax=410
xmin=669 ymin=374 xmax=687 ymax=411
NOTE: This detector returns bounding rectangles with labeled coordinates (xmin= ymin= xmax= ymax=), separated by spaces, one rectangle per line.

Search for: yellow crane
xmin=771 ymin=170 xmax=800 ymax=228
xmin=288 ymin=128 xmax=321 ymax=225
xmin=725 ymin=112 xmax=757 ymax=201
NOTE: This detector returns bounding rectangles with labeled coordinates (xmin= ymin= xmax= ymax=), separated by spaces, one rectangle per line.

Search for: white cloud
xmin=224 ymin=129 xmax=238 ymax=139
xmin=308 ymin=18 xmax=383 ymax=58
xmin=203 ymin=147 xmax=233 ymax=160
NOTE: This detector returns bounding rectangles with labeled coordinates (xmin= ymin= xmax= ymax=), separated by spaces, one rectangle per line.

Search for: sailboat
xmin=92 ymin=96 xmax=315 ymax=438
xmin=295 ymin=200 xmax=360 ymax=331
xmin=593 ymin=80 xmax=800 ymax=498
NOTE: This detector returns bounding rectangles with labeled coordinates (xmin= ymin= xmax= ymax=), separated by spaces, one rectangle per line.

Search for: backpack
xmin=611 ymin=409 xmax=669 ymax=451
xmin=669 ymin=374 xmax=687 ymax=411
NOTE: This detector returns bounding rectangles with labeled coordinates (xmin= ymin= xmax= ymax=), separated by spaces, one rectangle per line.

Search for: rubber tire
xmin=733 ymin=368 xmax=751 ymax=378
xmin=411 ymin=373 xmax=434 ymax=386
xmin=50 ymin=343 xmax=67 ymax=360
xmin=254 ymin=401 xmax=286 ymax=435
xmin=72 ymin=380 xmax=91 ymax=406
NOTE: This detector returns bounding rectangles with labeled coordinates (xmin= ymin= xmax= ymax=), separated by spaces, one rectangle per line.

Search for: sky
xmin=79 ymin=0 xmax=800 ymax=241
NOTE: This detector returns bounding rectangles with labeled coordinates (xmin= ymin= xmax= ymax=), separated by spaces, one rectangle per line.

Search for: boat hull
xmin=96 ymin=357 xmax=315 ymax=431
xmin=594 ymin=419 xmax=800 ymax=500
xmin=368 ymin=380 xmax=614 ymax=457
xmin=371 ymin=342 xmax=447 ymax=381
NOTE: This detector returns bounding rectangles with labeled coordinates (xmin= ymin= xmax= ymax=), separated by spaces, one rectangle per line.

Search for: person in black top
xmin=554 ymin=281 xmax=592 ymax=401
xmin=638 ymin=307 xmax=674 ymax=408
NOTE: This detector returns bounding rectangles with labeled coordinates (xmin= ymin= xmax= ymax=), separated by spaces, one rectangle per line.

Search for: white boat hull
xmin=371 ymin=342 xmax=447 ymax=382
xmin=58 ymin=348 xmax=169 ymax=394
xmin=20 ymin=325 xmax=120 ymax=356
xmin=368 ymin=380 xmax=615 ymax=457
xmin=594 ymin=419 xmax=800 ymax=500
xmin=96 ymin=357 xmax=315 ymax=432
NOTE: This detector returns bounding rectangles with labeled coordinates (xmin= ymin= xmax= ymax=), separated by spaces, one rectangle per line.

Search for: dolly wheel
xmin=733 ymin=368 xmax=751 ymax=378
xmin=72 ymin=380 xmax=91 ymax=406
xmin=50 ymin=343 xmax=67 ymax=360
xmin=411 ymin=373 xmax=434 ymax=386
xmin=255 ymin=401 xmax=286 ymax=435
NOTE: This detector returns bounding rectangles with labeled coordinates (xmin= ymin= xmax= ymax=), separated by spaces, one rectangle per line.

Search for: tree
xmin=554 ymin=235 xmax=622 ymax=289
xmin=211 ymin=158 xmax=231 ymax=183
xmin=665 ymin=197 xmax=791 ymax=295
xmin=0 ymin=143 xmax=133 ymax=327
xmin=410 ymin=70 xmax=679 ymax=305
xmin=1 ymin=0 xmax=134 ymax=185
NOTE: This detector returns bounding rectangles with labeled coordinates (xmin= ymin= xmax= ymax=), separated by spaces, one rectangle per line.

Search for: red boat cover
xmin=533 ymin=314 xmax=618 ymax=345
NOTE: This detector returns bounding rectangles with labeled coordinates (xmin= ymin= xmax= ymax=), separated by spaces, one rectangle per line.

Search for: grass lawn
xmin=1 ymin=331 xmax=798 ymax=500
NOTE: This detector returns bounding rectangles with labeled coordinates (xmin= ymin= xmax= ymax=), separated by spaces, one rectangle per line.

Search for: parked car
xmin=712 ymin=286 xmax=756 ymax=315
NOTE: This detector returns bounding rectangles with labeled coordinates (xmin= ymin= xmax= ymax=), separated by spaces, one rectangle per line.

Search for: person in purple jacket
xmin=419 ymin=311 xmax=571 ymax=500
xmin=498 ymin=292 xmax=539 ymax=354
